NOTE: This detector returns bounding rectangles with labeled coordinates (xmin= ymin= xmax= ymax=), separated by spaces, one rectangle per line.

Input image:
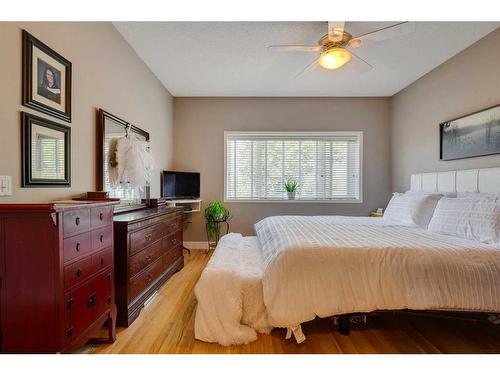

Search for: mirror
xmin=96 ymin=109 xmax=150 ymax=211
xmin=21 ymin=111 xmax=71 ymax=187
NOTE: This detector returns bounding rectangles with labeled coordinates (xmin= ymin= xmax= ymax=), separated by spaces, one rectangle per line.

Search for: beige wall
xmin=391 ymin=28 xmax=500 ymax=192
xmin=173 ymin=97 xmax=392 ymax=240
xmin=0 ymin=22 xmax=174 ymax=202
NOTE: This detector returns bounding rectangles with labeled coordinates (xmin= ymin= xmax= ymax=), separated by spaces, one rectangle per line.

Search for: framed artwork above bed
xmin=440 ymin=104 xmax=500 ymax=161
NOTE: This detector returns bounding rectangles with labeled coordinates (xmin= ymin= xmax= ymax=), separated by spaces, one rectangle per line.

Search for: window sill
xmin=224 ymin=199 xmax=363 ymax=204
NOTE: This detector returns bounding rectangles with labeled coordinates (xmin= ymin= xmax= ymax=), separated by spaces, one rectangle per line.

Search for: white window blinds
xmin=224 ymin=131 xmax=362 ymax=202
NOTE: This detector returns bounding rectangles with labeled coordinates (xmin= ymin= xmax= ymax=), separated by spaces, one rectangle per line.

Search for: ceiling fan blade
xmin=345 ymin=50 xmax=373 ymax=73
xmin=294 ymin=57 xmax=320 ymax=78
xmin=353 ymin=22 xmax=416 ymax=44
xmin=268 ymin=45 xmax=321 ymax=52
xmin=328 ymin=21 xmax=345 ymax=42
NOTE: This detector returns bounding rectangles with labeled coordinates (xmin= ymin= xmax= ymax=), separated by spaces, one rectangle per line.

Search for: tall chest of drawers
xmin=0 ymin=202 xmax=117 ymax=353
xmin=113 ymin=207 xmax=184 ymax=327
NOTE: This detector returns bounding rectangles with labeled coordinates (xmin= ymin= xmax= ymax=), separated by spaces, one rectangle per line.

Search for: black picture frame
xmin=440 ymin=103 xmax=500 ymax=161
xmin=21 ymin=112 xmax=71 ymax=187
xmin=22 ymin=30 xmax=72 ymax=122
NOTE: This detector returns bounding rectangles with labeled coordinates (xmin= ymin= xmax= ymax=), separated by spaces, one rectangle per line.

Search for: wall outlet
xmin=0 ymin=176 xmax=12 ymax=196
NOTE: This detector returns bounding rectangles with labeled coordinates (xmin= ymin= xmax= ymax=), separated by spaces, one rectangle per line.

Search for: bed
xmin=194 ymin=167 xmax=500 ymax=345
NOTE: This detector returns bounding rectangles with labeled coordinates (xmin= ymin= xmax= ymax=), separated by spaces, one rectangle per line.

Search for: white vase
xmin=287 ymin=191 xmax=296 ymax=200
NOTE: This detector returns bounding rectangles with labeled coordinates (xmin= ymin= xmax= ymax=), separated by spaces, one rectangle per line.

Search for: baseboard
xmin=183 ymin=241 xmax=209 ymax=250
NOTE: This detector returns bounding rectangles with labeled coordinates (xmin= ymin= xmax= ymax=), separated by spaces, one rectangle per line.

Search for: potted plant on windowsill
xmin=285 ymin=180 xmax=298 ymax=200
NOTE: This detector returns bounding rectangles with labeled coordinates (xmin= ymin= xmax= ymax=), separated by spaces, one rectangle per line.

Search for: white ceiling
xmin=114 ymin=22 xmax=498 ymax=97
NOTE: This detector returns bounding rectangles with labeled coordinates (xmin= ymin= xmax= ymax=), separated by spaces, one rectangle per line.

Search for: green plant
xmin=204 ymin=201 xmax=230 ymax=242
xmin=284 ymin=180 xmax=298 ymax=192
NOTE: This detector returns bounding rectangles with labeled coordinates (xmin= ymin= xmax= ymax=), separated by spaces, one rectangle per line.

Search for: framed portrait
xmin=440 ymin=104 xmax=500 ymax=160
xmin=21 ymin=112 xmax=71 ymax=187
xmin=22 ymin=30 xmax=72 ymax=122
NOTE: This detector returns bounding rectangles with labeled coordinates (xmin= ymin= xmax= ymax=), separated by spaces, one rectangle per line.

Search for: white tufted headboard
xmin=410 ymin=167 xmax=500 ymax=194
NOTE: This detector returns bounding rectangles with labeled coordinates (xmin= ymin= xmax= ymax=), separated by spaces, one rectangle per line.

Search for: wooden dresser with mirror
xmin=113 ymin=207 xmax=184 ymax=326
xmin=96 ymin=109 xmax=185 ymax=327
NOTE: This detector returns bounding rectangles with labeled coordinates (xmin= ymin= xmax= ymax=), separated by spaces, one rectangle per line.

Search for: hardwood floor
xmin=85 ymin=250 xmax=500 ymax=354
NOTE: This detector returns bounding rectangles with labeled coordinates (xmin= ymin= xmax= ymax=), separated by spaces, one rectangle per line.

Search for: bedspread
xmin=255 ymin=215 xmax=500 ymax=328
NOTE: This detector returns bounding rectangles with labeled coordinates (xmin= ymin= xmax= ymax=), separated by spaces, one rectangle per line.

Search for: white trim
xmin=183 ymin=241 xmax=209 ymax=250
xmin=224 ymin=131 xmax=363 ymax=203
xmin=224 ymin=199 xmax=362 ymax=203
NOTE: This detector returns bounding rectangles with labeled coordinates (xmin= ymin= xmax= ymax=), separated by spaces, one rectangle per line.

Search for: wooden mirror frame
xmin=96 ymin=108 xmax=150 ymax=212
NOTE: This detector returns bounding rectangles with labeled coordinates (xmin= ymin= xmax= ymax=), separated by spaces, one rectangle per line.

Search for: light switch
xmin=0 ymin=176 xmax=12 ymax=196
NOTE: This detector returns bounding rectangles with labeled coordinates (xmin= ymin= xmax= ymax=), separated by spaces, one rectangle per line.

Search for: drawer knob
xmin=100 ymin=234 xmax=104 ymax=243
xmin=76 ymin=242 xmax=81 ymax=252
xmin=76 ymin=268 xmax=82 ymax=277
xmin=88 ymin=293 xmax=97 ymax=308
xmin=145 ymin=234 xmax=152 ymax=241
xmin=99 ymin=212 xmax=103 ymax=221
xmin=75 ymin=217 xmax=80 ymax=226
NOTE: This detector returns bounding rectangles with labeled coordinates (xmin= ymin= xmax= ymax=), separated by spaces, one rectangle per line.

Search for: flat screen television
xmin=161 ymin=171 xmax=200 ymax=199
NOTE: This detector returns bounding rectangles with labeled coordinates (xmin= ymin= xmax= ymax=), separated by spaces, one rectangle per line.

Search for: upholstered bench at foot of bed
xmin=194 ymin=233 xmax=272 ymax=346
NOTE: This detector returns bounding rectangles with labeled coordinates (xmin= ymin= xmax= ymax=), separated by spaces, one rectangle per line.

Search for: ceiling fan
xmin=268 ymin=22 xmax=415 ymax=76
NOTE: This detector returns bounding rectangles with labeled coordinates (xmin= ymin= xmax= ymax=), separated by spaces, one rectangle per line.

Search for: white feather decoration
xmin=108 ymin=134 xmax=156 ymax=189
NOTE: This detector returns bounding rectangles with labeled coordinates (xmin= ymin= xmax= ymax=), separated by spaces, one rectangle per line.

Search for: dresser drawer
xmin=64 ymin=255 xmax=93 ymax=290
xmin=129 ymin=223 xmax=163 ymax=256
xmin=163 ymin=245 xmax=183 ymax=270
xmin=162 ymin=230 xmax=182 ymax=252
xmin=63 ymin=208 xmax=91 ymax=238
xmin=91 ymin=226 xmax=112 ymax=251
xmin=90 ymin=206 xmax=113 ymax=229
xmin=65 ymin=268 xmax=112 ymax=342
xmin=128 ymin=257 xmax=162 ymax=302
xmin=161 ymin=215 xmax=183 ymax=235
xmin=128 ymin=240 xmax=162 ymax=278
xmin=91 ymin=247 xmax=113 ymax=276
xmin=63 ymin=232 xmax=92 ymax=263
xmin=94 ymin=269 xmax=114 ymax=315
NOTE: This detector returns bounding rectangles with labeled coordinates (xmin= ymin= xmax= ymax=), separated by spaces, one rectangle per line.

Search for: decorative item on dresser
xmin=113 ymin=206 xmax=184 ymax=327
xmin=0 ymin=201 xmax=117 ymax=353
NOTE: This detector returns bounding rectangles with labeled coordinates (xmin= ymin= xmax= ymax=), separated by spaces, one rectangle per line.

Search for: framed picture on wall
xmin=440 ymin=104 xmax=500 ymax=161
xmin=21 ymin=112 xmax=71 ymax=187
xmin=22 ymin=30 xmax=72 ymax=122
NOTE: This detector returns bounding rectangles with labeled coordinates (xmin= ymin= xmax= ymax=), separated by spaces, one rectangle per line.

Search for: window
xmin=224 ymin=131 xmax=362 ymax=202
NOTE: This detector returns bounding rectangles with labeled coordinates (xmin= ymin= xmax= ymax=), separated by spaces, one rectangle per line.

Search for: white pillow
xmin=405 ymin=190 xmax=457 ymax=198
xmin=384 ymin=192 xmax=442 ymax=228
xmin=456 ymin=192 xmax=500 ymax=200
xmin=428 ymin=197 xmax=500 ymax=245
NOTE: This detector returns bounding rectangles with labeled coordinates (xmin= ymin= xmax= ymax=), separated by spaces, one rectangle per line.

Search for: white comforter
xmin=255 ymin=216 xmax=500 ymax=328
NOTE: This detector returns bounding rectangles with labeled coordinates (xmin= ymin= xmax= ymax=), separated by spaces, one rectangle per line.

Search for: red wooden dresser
xmin=0 ymin=201 xmax=117 ymax=353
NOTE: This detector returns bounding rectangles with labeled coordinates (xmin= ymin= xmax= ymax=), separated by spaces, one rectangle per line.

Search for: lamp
xmin=319 ymin=47 xmax=352 ymax=70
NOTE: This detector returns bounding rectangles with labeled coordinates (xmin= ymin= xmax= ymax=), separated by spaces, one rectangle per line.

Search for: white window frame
xmin=223 ymin=131 xmax=363 ymax=203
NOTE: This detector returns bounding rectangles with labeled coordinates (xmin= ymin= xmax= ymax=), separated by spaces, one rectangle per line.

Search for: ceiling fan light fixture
xmin=319 ymin=48 xmax=352 ymax=70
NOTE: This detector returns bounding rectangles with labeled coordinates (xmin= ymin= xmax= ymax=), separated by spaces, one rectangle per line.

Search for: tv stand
xmin=165 ymin=199 xmax=202 ymax=253
xmin=165 ymin=198 xmax=202 ymax=213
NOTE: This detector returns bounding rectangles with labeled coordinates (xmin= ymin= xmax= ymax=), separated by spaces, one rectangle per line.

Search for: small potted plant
xmin=204 ymin=201 xmax=230 ymax=249
xmin=284 ymin=180 xmax=298 ymax=200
